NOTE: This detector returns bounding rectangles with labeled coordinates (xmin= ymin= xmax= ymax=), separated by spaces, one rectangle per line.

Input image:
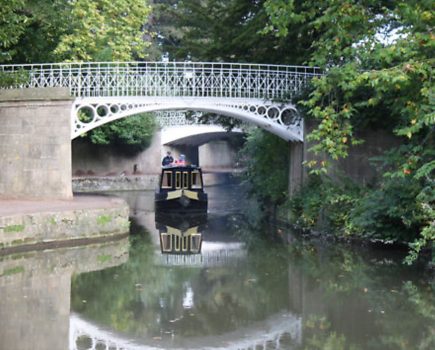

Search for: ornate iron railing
xmin=0 ymin=61 xmax=321 ymax=100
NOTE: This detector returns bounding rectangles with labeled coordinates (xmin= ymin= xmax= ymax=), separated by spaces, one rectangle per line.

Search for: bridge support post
xmin=0 ymin=88 xmax=73 ymax=199
xmin=288 ymin=141 xmax=304 ymax=196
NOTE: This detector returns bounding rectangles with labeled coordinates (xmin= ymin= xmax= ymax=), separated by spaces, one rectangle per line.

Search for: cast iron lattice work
xmin=0 ymin=62 xmax=322 ymax=141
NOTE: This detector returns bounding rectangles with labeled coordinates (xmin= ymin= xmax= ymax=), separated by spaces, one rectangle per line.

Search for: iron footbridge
xmin=0 ymin=62 xmax=321 ymax=141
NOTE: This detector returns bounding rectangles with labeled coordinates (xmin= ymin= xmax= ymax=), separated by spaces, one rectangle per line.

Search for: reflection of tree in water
xmin=285 ymin=241 xmax=435 ymax=350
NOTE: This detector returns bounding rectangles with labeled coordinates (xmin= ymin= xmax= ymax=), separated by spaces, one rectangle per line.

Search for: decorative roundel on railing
xmin=74 ymin=101 xmax=159 ymax=132
xmin=215 ymin=101 xmax=302 ymax=128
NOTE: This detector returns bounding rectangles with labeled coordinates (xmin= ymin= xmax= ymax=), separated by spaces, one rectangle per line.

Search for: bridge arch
xmin=73 ymin=96 xmax=303 ymax=141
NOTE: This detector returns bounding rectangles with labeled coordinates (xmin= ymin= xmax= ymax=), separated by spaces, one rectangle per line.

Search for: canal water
xmin=0 ymin=184 xmax=433 ymax=350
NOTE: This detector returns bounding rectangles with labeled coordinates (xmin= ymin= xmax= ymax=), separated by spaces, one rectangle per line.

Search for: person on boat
xmin=177 ymin=154 xmax=186 ymax=166
xmin=162 ymin=151 xmax=174 ymax=166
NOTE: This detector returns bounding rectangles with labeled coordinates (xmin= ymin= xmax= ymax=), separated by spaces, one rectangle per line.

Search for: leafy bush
xmin=88 ymin=113 xmax=156 ymax=155
xmin=239 ymin=129 xmax=289 ymax=206
xmin=350 ymin=177 xmax=426 ymax=243
xmin=349 ymin=143 xmax=434 ymax=263
xmin=288 ymin=175 xmax=361 ymax=233
xmin=0 ymin=69 xmax=29 ymax=88
xmin=289 ymin=152 xmax=434 ymax=264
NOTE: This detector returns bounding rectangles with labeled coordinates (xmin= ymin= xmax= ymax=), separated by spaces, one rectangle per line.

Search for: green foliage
xmin=264 ymin=0 xmax=434 ymax=171
xmin=263 ymin=0 xmax=434 ymax=262
xmin=10 ymin=0 xmax=70 ymax=63
xmin=349 ymin=146 xmax=435 ymax=257
xmin=0 ymin=0 xmax=27 ymax=62
xmin=289 ymin=155 xmax=434 ymax=264
xmin=96 ymin=254 xmax=112 ymax=263
xmin=239 ymin=128 xmax=289 ymax=206
xmin=288 ymin=175 xmax=361 ymax=233
xmin=350 ymin=177 xmax=426 ymax=243
xmin=54 ymin=0 xmax=151 ymax=61
xmin=88 ymin=113 xmax=156 ymax=154
xmin=0 ymin=69 xmax=29 ymax=88
xmin=2 ymin=0 xmax=152 ymax=63
xmin=3 ymin=224 xmax=25 ymax=233
xmin=97 ymin=215 xmax=112 ymax=225
xmin=0 ymin=266 xmax=24 ymax=277
xmin=153 ymin=0 xmax=311 ymax=65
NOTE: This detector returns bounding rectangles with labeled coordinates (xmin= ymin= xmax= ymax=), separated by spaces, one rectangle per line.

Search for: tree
xmin=263 ymin=0 xmax=434 ymax=262
xmin=88 ymin=113 xmax=156 ymax=154
xmin=239 ymin=128 xmax=289 ymax=219
xmin=150 ymin=0 xmax=311 ymax=65
xmin=3 ymin=0 xmax=152 ymax=63
xmin=54 ymin=0 xmax=151 ymax=61
xmin=6 ymin=0 xmax=69 ymax=64
xmin=0 ymin=0 xmax=27 ymax=63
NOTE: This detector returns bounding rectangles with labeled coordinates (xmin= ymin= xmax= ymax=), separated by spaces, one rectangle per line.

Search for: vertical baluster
xmin=201 ymin=63 xmax=204 ymax=97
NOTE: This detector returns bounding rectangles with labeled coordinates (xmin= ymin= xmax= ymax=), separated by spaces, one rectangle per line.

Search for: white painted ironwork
xmin=155 ymin=111 xmax=203 ymax=127
xmin=0 ymin=62 xmax=321 ymax=141
xmin=72 ymin=96 xmax=303 ymax=141
xmin=69 ymin=311 xmax=302 ymax=350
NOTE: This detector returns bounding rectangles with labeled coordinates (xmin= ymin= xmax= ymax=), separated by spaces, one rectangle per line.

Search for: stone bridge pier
xmin=288 ymin=141 xmax=304 ymax=196
xmin=0 ymin=88 xmax=73 ymax=199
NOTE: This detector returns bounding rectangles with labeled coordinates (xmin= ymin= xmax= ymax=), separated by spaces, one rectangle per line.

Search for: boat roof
xmin=161 ymin=164 xmax=202 ymax=171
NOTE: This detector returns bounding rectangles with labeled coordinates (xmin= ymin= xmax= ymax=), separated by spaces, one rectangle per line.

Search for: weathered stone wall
xmin=300 ymin=120 xmax=401 ymax=185
xmin=288 ymin=142 xmax=304 ymax=195
xmin=73 ymin=131 xmax=242 ymax=177
xmin=199 ymin=140 xmax=238 ymax=169
xmin=72 ymin=172 xmax=236 ymax=192
xmin=73 ymin=174 xmax=159 ymax=192
xmin=0 ymin=88 xmax=73 ymax=199
xmin=0 ymin=199 xmax=129 ymax=251
xmin=333 ymin=129 xmax=401 ymax=184
xmin=72 ymin=130 xmax=162 ymax=176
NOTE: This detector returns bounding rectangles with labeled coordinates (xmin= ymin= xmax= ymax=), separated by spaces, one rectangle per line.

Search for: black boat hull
xmin=155 ymin=191 xmax=208 ymax=213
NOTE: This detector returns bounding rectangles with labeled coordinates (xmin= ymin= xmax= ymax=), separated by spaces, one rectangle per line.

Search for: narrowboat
xmin=155 ymin=165 xmax=208 ymax=213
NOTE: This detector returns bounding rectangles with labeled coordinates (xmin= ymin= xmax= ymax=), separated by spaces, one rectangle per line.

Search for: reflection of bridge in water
xmin=155 ymin=242 xmax=247 ymax=267
xmin=70 ymin=311 xmax=301 ymax=350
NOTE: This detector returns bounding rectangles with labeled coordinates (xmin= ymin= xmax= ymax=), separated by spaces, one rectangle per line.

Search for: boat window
xmin=190 ymin=234 xmax=202 ymax=253
xmin=174 ymin=235 xmax=181 ymax=251
xmin=183 ymin=172 xmax=189 ymax=189
xmin=175 ymin=172 xmax=181 ymax=189
xmin=191 ymin=170 xmax=202 ymax=189
xmin=160 ymin=234 xmax=172 ymax=252
xmin=181 ymin=236 xmax=189 ymax=252
xmin=161 ymin=171 xmax=173 ymax=189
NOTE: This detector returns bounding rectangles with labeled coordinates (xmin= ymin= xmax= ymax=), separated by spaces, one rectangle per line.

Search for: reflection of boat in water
xmin=155 ymin=165 xmax=208 ymax=213
xmin=155 ymin=212 xmax=207 ymax=255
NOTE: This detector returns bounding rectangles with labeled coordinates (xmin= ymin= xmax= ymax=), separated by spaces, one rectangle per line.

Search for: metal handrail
xmin=0 ymin=61 xmax=322 ymax=99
